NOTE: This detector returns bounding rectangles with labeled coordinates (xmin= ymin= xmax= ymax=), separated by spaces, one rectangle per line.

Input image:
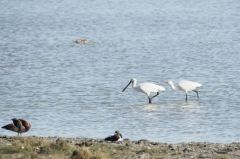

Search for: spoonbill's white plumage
xmin=165 ymin=80 xmax=202 ymax=101
xmin=122 ymin=78 xmax=165 ymax=104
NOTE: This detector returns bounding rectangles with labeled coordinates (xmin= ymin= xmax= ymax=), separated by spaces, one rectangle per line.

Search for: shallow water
xmin=0 ymin=0 xmax=240 ymax=143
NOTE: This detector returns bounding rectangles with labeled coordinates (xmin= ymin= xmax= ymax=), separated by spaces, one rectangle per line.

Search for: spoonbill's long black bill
xmin=122 ymin=81 xmax=132 ymax=92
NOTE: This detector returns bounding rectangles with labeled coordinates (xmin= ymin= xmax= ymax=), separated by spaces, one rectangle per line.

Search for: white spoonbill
xmin=165 ymin=80 xmax=202 ymax=101
xmin=122 ymin=78 xmax=165 ymax=104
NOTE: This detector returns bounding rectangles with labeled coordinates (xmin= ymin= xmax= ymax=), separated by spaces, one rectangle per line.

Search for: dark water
xmin=0 ymin=0 xmax=240 ymax=143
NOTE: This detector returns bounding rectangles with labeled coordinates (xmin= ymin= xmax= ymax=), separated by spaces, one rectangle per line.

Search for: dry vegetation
xmin=0 ymin=136 xmax=239 ymax=159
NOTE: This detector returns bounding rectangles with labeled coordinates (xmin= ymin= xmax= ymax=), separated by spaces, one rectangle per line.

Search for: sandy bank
xmin=0 ymin=136 xmax=239 ymax=159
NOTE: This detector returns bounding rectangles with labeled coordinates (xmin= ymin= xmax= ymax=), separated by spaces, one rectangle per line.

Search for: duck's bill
xmin=122 ymin=81 xmax=131 ymax=92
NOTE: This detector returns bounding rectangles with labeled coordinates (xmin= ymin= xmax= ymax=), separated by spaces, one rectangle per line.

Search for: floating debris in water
xmin=74 ymin=38 xmax=91 ymax=45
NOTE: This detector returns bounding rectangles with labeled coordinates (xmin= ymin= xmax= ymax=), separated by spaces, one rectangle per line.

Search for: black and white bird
xmin=104 ymin=130 xmax=123 ymax=142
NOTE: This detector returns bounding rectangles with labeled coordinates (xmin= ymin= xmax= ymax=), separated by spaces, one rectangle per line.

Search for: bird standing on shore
xmin=2 ymin=118 xmax=31 ymax=136
xmin=165 ymin=80 xmax=202 ymax=101
xmin=122 ymin=78 xmax=165 ymax=104
xmin=104 ymin=130 xmax=123 ymax=142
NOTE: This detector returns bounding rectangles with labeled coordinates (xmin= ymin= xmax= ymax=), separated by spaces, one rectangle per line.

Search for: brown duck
xmin=2 ymin=118 xmax=31 ymax=136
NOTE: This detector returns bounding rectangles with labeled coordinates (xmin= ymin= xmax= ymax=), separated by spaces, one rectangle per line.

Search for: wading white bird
xmin=165 ymin=80 xmax=202 ymax=101
xmin=122 ymin=78 xmax=165 ymax=104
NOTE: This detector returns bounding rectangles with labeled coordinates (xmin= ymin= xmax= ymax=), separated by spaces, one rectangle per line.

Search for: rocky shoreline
xmin=0 ymin=136 xmax=240 ymax=159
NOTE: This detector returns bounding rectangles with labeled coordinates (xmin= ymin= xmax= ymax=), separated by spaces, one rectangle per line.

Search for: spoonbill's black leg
xmin=193 ymin=90 xmax=199 ymax=99
xmin=148 ymin=97 xmax=152 ymax=104
xmin=151 ymin=92 xmax=160 ymax=101
xmin=147 ymin=92 xmax=160 ymax=104
xmin=185 ymin=93 xmax=188 ymax=102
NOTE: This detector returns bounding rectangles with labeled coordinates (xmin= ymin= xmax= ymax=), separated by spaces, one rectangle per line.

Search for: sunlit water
xmin=0 ymin=0 xmax=240 ymax=143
